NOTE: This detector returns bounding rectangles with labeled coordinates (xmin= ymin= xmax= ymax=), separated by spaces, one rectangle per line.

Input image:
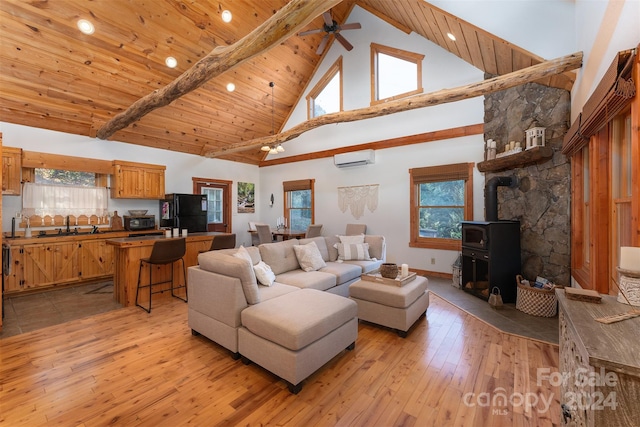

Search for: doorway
xmin=193 ymin=178 xmax=232 ymax=233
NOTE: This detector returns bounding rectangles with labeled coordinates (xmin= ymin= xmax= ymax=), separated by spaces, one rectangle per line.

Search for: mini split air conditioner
xmin=334 ymin=150 xmax=375 ymax=168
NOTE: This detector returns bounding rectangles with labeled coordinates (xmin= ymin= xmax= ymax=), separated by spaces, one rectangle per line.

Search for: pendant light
xmin=261 ymin=81 xmax=284 ymax=154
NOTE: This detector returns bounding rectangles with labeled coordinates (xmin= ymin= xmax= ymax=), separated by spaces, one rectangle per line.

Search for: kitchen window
xmin=409 ymin=163 xmax=474 ymax=250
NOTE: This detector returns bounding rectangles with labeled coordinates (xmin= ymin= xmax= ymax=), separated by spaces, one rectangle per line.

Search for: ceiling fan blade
xmin=322 ymin=11 xmax=333 ymax=27
xmin=334 ymin=33 xmax=353 ymax=51
xmin=316 ymin=34 xmax=330 ymax=55
xmin=338 ymin=22 xmax=361 ymax=31
xmin=298 ymin=28 xmax=324 ymax=36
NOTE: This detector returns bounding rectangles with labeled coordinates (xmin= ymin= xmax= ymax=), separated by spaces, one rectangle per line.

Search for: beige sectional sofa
xmin=187 ymin=234 xmax=386 ymax=393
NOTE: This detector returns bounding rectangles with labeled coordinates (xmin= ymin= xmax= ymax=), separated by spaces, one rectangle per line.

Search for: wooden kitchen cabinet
xmin=2 ymin=146 xmax=22 ymax=195
xmin=3 ymin=245 xmax=24 ymax=292
xmin=21 ymin=242 xmax=81 ymax=290
xmin=111 ymin=160 xmax=165 ymax=199
xmin=80 ymin=239 xmax=114 ymax=280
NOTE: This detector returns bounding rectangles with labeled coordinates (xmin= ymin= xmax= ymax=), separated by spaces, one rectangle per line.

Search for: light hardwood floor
xmin=0 ymin=293 xmax=561 ymax=426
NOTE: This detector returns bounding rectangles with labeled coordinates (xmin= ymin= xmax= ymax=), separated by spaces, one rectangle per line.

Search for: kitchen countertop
xmin=2 ymin=229 xmax=164 ymax=245
xmin=105 ymin=232 xmax=226 ymax=247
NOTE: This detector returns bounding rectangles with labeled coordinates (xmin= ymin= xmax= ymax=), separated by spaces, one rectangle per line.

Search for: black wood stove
xmin=461 ymin=175 xmax=521 ymax=303
xmin=461 ymin=220 xmax=521 ymax=303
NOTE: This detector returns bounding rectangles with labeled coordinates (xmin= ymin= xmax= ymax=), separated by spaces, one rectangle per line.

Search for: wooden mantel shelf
xmin=477 ymin=145 xmax=553 ymax=173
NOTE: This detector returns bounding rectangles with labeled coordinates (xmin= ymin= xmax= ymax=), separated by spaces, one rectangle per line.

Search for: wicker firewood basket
xmin=516 ymin=275 xmax=561 ymax=317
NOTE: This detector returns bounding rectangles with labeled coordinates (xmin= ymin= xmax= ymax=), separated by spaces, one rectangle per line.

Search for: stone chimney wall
xmin=483 ymin=79 xmax=571 ymax=287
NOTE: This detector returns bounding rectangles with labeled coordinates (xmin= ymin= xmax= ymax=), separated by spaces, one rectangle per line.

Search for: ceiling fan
xmin=298 ymin=11 xmax=362 ymax=55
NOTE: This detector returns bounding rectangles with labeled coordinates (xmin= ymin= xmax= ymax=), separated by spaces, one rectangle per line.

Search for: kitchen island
xmin=106 ymin=232 xmax=227 ymax=307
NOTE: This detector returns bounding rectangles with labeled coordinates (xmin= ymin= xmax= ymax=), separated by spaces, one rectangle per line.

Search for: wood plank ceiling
xmin=0 ymin=0 xmax=575 ymax=165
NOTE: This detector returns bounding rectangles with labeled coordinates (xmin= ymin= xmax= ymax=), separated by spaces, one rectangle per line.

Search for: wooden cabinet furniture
xmin=557 ymin=290 xmax=640 ymax=426
xmin=21 ymin=242 xmax=81 ymax=289
xmin=111 ymin=160 xmax=165 ymax=199
xmin=80 ymin=239 xmax=115 ymax=280
xmin=2 ymin=146 xmax=22 ymax=195
xmin=2 ymin=231 xmax=152 ymax=294
xmin=5 ymin=241 xmax=83 ymax=291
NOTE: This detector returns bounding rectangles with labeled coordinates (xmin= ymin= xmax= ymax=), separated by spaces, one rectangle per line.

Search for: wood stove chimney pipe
xmin=485 ymin=176 xmax=515 ymax=221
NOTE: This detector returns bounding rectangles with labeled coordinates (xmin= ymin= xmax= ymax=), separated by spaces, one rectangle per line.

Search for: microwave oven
xmin=124 ymin=215 xmax=155 ymax=231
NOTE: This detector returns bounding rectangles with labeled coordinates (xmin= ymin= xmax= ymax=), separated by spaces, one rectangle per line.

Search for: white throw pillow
xmin=335 ymin=242 xmax=371 ymax=261
xmin=253 ymin=261 xmax=276 ymax=286
xmin=233 ymin=245 xmax=253 ymax=264
xmin=293 ymin=241 xmax=327 ymax=272
xmin=337 ymin=234 xmax=365 ymax=245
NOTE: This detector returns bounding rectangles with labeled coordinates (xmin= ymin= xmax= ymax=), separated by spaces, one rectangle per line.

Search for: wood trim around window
xmin=409 ymin=162 xmax=474 ymax=250
xmin=306 ymin=57 xmax=343 ymax=120
xmin=370 ymin=42 xmax=424 ymax=105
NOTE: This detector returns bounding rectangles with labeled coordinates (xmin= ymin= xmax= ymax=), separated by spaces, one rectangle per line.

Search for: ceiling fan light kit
xmin=298 ymin=10 xmax=361 ymax=55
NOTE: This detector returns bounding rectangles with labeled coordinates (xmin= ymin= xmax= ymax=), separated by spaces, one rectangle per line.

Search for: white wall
xmin=0 ymin=122 xmax=261 ymax=246
xmin=259 ymin=6 xmax=485 ymax=273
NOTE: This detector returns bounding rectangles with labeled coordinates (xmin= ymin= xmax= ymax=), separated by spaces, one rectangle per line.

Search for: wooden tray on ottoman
xmin=361 ymin=271 xmax=416 ymax=287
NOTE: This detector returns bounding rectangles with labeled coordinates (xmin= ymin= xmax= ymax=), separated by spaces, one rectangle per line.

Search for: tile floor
xmin=427 ymin=276 xmax=559 ymax=344
xmin=1 ymin=281 xmax=122 ymax=339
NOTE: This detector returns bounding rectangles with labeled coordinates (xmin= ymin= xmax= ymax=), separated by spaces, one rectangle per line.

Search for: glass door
xmin=193 ymin=178 xmax=232 ymax=233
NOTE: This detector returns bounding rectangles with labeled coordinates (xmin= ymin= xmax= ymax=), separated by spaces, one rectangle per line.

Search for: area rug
xmin=426 ymin=276 xmax=559 ymax=345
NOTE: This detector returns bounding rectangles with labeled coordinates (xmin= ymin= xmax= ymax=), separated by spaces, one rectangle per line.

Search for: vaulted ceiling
xmin=0 ymin=0 xmax=575 ymax=165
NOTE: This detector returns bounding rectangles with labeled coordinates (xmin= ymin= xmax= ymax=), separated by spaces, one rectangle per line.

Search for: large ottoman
xmin=238 ymin=289 xmax=358 ymax=394
xmin=349 ymin=275 xmax=429 ymax=337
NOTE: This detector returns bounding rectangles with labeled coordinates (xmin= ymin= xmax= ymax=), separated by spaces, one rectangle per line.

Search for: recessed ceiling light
xmin=77 ymin=19 xmax=95 ymax=35
xmin=221 ymin=10 xmax=232 ymax=23
xmin=165 ymin=56 xmax=177 ymax=68
xmin=226 ymin=82 xmax=235 ymax=92
xmin=447 ymin=32 xmax=456 ymax=41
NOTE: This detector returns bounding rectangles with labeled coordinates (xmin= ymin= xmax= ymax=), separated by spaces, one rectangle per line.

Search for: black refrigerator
xmin=159 ymin=193 xmax=208 ymax=233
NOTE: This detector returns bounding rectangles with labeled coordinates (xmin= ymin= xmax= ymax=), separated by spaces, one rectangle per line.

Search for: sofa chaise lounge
xmin=188 ymin=235 xmax=385 ymax=393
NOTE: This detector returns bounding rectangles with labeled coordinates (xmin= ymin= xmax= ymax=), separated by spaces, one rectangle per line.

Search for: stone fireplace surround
xmin=483 ymin=79 xmax=571 ymax=287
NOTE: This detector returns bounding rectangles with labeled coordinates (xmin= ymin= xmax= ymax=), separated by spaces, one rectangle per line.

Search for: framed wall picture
xmin=237 ymin=182 xmax=255 ymax=213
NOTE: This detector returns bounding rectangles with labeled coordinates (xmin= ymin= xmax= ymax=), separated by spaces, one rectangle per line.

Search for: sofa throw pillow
xmin=335 ymin=242 xmax=371 ymax=261
xmin=253 ymin=261 xmax=276 ymax=286
xmin=337 ymin=234 xmax=365 ymax=245
xmin=233 ymin=245 xmax=253 ymax=265
xmin=293 ymin=241 xmax=327 ymax=272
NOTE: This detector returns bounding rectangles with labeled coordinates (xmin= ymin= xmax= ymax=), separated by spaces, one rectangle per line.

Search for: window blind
xmin=283 ymin=179 xmax=313 ymax=192
xmin=562 ymin=48 xmax=636 ymax=156
xmin=410 ymin=163 xmax=471 ymax=184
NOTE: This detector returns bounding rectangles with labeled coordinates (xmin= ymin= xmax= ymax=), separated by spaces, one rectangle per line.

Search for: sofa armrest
xmin=188 ymin=266 xmax=248 ymax=328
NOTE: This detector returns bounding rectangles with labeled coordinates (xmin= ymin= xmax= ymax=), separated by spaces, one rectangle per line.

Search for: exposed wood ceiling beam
xmin=204 ymin=51 xmax=583 ymax=158
xmin=96 ymin=0 xmax=341 ymax=140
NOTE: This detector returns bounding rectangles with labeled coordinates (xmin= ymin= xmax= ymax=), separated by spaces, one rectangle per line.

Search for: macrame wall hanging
xmin=337 ymin=184 xmax=379 ymax=219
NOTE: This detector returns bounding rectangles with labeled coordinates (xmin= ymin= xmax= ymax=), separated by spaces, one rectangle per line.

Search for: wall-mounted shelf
xmin=477 ymin=145 xmax=553 ymax=173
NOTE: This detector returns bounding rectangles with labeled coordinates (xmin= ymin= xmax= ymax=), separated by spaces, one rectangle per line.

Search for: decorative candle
xmin=173 ymin=228 xmax=179 ymax=237
xmin=182 ymin=229 xmax=188 ymax=237
xmin=165 ymin=229 xmax=171 ymax=238
xmin=401 ymin=263 xmax=409 ymax=277
xmin=620 ymin=246 xmax=640 ymax=272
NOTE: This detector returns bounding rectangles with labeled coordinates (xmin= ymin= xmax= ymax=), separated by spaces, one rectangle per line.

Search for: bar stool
xmin=136 ymin=237 xmax=187 ymax=313
xmin=203 ymin=233 xmax=236 ymax=252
